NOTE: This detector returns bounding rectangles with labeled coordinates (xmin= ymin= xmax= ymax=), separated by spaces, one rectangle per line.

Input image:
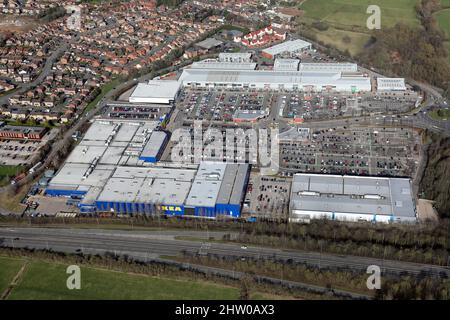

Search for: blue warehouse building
xmin=45 ymin=119 xmax=250 ymax=219
xmin=47 ymin=162 xmax=249 ymax=218
xmin=138 ymin=131 xmax=169 ymax=163
xmin=184 ymin=162 xmax=250 ymax=218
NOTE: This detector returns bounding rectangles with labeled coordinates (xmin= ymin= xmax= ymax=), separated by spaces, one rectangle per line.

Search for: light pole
xmin=319 ymin=240 xmax=323 ymax=270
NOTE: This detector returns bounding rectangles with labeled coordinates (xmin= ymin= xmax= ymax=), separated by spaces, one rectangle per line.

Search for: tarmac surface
xmin=0 ymin=227 xmax=448 ymax=279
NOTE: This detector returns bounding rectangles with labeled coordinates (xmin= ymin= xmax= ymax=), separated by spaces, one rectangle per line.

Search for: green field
xmin=300 ymin=0 xmax=420 ymax=29
xmin=0 ymin=165 xmax=23 ymax=186
xmin=0 ymin=256 xmax=280 ymax=300
xmin=299 ymin=0 xmax=420 ymax=55
xmin=429 ymin=108 xmax=450 ymax=122
xmin=435 ymin=7 xmax=450 ymax=66
xmin=314 ymin=28 xmax=371 ymax=56
xmin=0 ymin=257 xmax=24 ymax=294
xmin=436 ymin=9 xmax=450 ymax=38
xmin=441 ymin=0 xmax=450 ymax=7
xmin=0 ymin=165 xmax=22 ymax=176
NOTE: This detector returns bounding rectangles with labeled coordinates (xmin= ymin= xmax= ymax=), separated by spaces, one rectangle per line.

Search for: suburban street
xmin=0 ymin=227 xmax=448 ymax=279
xmin=0 ymin=42 xmax=70 ymax=106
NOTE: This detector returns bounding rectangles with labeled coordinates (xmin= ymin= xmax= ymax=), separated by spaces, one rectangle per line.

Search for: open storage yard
xmin=247 ymin=174 xmax=291 ymax=219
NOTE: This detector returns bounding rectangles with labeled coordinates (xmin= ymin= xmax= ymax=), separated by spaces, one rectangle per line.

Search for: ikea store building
xmin=45 ymin=119 xmax=250 ymax=218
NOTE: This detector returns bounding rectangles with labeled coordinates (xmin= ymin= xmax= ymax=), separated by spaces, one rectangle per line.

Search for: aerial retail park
xmin=9 ymin=36 xmax=424 ymax=224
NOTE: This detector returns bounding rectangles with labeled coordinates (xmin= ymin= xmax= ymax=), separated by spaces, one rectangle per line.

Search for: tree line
xmin=357 ymin=0 xmax=450 ymax=98
xmin=2 ymin=215 xmax=449 ymax=265
xmin=178 ymin=251 xmax=450 ymax=300
xmin=419 ymin=131 xmax=450 ymax=218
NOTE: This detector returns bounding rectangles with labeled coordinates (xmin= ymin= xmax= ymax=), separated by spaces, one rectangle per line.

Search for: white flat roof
xmin=95 ymin=166 xmax=197 ymax=205
xmin=300 ymin=63 xmax=358 ymax=73
xmin=219 ymin=52 xmax=252 ymax=60
xmin=113 ymin=166 xmax=196 ymax=181
xmin=135 ymin=178 xmax=193 ymax=205
xmin=48 ymin=163 xmax=115 ymax=190
xmin=140 ymin=131 xmax=167 ymax=160
xmin=48 ymin=119 xmax=165 ymax=190
xmin=263 ymin=39 xmax=311 ymax=56
xmin=290 ymin=174 xmax=415 ymax=218
xmin=191 ymin=60 xmax=257 ymax=70
xmin=195 ymin=37 xmax=223 ymax=49
xmin=179 ymin=68 xmax=372 ymax=90
xmin=65 ymin=145 xmax=107 ymax=164
xmin=185 ymin=162 xmax=227 ymax=208
xmin=129 ymin=80 xmax=180 ymax=103
xmin=274 ymin=58 xmax=300 ymax=71
xmin=377 ymin=78 xmax=406 ymax=91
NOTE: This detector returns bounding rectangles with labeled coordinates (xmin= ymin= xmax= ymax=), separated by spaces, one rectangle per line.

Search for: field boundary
xmin=0 ymin=260 xmax=28 ymax=300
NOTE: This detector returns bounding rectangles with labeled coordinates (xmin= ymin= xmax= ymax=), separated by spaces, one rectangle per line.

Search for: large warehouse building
xmin=179 ymin=68 xmax=372 ymax=92
xmin=289 ymin=174 xmax=416 ymax=223
xmin=128 ymin=61 xmax=379 ymax=97
xmin=218 ymin=52 xmax=252 ymax=63
xmin=45 ymin=119 xmax=169 ymax=198
xmin=129 ymin=80 xmax=180 ymax=104
xmin=191 ymin=59 xmax=257 ymax=70
xmin=377 ymin=78 xmax=407 ymax=91
xmin=299 ymin=63 xmax=358 ymax=73
xmin=273 ymin=58 xmax=300 ymax=71
xmin=262 ymin=39 xmax=312 ymax=59
xmin=45 ymin=119 xmax=250 ymax=218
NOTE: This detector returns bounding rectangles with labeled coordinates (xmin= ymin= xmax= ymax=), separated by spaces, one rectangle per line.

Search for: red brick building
xmin=0 ymin=125 xmax=47 ymax=140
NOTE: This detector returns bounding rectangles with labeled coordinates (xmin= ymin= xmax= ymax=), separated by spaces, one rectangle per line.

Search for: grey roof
xmin=377 ymin=78 xmax=406 ymax=91
xmin=299 ymin=63 xmax=358 ymax=73
xmin=96 ymin=167 xmax=197 ymax=205
xmin=178 ymin=68 xmax=372 ymax=90
xmin=290 ymin=174 xmax=415 ymax=218
xmin=262 ymin=39 xmax=311 ymax=56
xmin=48 ymin=119 xmax=160 ymax=192
xmin=278 ymin=127 xmax=310 ymax=141
xmin=230 ymin=164 xmax=249 ymax=205
xmin=185 ymin=162 xmax=227 ymax=208
xmin=216 ymin=164 xmax=238 ymax=205
xmin=48 ymin=163 xmax=115 ymax=191
xmin=0 ymin=125 xmax=46 ymax=135
xmin=135 ymin=178 xmax=192 ymax=205
xmin=195 ymin=38 xmax=223 ymax=50
xmin=191 ymin=60 xmax=257 ymax=70
xmin=129 ymin=81 xmax=180 ymax=103
xmin=233 ymin=110 xmax=267 ymax=120
xmin=140 ymin=131 xmax=167 ymax=160
xmin=218 ymin=52 xmax=252 ymax=61
xmin=274 ymin=58 xmax=300 ymax=71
